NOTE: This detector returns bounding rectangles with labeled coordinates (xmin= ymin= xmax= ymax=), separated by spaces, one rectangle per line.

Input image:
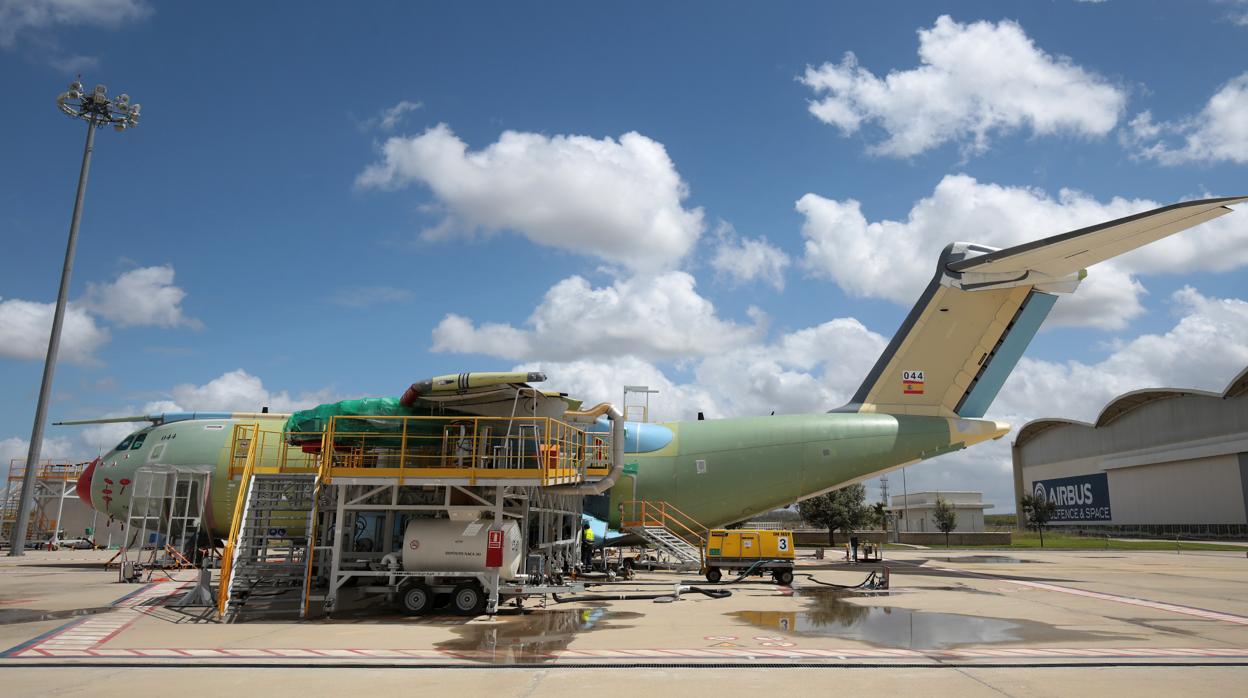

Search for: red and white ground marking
xmin=4 ymin=647 xmax=1247 ymax=661
xmin=5 ymin=573 xmax=1247 ymax=664
xmin=998 ymin=578 xmax=1248 ymax=626
xmin=905 ymin=559 xmax=1248 ymax=627
xmin=8 ymin=581 xmax=188 ymax=658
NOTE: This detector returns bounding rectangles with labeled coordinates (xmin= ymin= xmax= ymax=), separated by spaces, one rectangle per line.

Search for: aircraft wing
xmin=949 ymin=196 xmax=1247 ymax=279
xmin=843 ymin=195 xmax=1245 ymax=420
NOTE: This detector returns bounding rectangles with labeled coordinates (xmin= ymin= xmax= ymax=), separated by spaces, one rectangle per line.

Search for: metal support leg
xmin=326 ymin=485 xmax=345 ymax=614
xmin=52 ymin=479 xmax=68 ymax=547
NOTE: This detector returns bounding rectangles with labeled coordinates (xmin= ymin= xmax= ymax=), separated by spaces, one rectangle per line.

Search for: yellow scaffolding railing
xmin=317 ymin=415 xmax=611 ymax=485
xmin=6 ymin=459 xmax=92 ymax=482
xmin=621 ymin=499 xmax=709 ymax=568
xmin=227 ymin=424 xmax=322 ymax=479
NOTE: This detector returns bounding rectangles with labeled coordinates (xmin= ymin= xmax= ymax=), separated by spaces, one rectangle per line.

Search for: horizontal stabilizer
xmin=842 ymin=196 xmax=1245 ymax=419
xmin=950 ymin=196 xmax=1246 ymax=280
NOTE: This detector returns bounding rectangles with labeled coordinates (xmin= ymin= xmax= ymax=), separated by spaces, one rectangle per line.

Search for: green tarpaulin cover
xmin=284 ymin=397 xmax=421 ymax=445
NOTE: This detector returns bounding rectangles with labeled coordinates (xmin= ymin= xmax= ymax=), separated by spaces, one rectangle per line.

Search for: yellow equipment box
xmin=704 ymin=529 xmax=795 ymax=584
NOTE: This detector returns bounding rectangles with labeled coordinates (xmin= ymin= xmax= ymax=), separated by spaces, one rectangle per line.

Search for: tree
xmin=1020 ymin=493 xmax=1056 ymax=547
xmin=933 ymin=496 xmax=957 ymax=548
xmin=870 ymin=502 xmax=889 ymax=531
xmin=798 ymin=484 xmax=867 ymax=546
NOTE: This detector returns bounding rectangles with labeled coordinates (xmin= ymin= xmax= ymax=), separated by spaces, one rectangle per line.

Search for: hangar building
xmin=1012 ymin=367 xmax=1248 ymax=539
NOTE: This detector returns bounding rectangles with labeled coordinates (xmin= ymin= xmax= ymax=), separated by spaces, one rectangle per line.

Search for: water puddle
xmin=0 ymin=607 xmax=112 ymax=625
xmin=731 ymin=589 xmax=1124 ymax=649
xmin=435 ymin=608 xmax=641 ymax=663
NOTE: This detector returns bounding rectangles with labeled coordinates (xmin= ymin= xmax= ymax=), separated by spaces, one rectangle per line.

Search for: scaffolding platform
xmin=218 ymin=409 xmax=622 ymax=621
xmin=2 ymin=460 xmax=93 ymax=549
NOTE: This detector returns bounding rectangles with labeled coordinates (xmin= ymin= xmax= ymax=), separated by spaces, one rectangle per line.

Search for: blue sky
xmin=2 ymin=1 xmax=1247 ymax=511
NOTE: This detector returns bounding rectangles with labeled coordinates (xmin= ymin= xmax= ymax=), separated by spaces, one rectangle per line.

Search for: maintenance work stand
xmin=218 ymin=402 xmax=624 ymax=621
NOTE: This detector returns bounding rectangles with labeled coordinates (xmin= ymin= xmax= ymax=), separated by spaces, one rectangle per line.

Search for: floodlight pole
xmin=10 ymin=79 xmax=138 ymax=556
xmin=8 ymin=117 xmax=96 ymax=556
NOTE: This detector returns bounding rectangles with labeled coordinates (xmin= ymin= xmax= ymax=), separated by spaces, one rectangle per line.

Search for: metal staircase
xmin=621 ymin=500 xmax=707 ymax=571
xmin=220 ymin=473 xmax=318 ymax=620
xmin=633 ymin=525 xmax=703 ymax=568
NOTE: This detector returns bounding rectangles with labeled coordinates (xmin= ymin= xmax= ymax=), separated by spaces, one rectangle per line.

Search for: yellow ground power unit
xmin=704 ymin=529 xmax=795 ymax=584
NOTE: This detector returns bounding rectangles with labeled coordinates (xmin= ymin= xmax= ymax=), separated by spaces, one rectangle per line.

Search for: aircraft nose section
xmin=76 ymin=457 xmax=99 ymax=510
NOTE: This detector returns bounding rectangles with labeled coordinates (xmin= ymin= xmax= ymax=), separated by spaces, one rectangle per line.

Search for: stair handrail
xmin=217 ymin=422 xmax=262 ymax=616
xmin=621 ymin=499 xmax=709 ymax=547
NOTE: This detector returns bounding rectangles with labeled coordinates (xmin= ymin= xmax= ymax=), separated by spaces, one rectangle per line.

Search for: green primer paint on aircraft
xmin=60 ymin=197 xmax=1246 ymax=537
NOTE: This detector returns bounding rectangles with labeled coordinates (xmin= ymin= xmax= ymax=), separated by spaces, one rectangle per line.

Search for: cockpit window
xmin=130 ymin=433 xmax=147 ymax=450
xmin=115 ymin=435 xmax=134 ymax=451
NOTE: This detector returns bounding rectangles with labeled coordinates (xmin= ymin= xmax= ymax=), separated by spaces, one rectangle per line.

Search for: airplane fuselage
xmin=79 ymin=412 xmax=1007 ymax=536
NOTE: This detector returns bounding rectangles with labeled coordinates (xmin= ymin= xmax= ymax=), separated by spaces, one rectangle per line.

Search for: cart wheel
xmin=399 ymin=583 xmax=433 ymax=615
xmin=705 ymin=567 xmax=722 ymax=583
xmin=451 ymin=583 xmax=486 ymax=616
xmin=773 ymin=569 xmax=794 ymax=585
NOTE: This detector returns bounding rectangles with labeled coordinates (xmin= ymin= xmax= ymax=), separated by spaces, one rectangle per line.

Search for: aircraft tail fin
xmin=840 ymin=196 xmax=1245 ymax=418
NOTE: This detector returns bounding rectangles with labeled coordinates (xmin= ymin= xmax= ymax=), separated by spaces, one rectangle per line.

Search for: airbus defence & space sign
xmin=1033 ymin=473 xmax=1112 ymax=522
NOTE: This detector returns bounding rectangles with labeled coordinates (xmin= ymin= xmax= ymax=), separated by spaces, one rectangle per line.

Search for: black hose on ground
xmin=550 ymin=586 xmax=732 ymax=604
xmin=795 ymin=568 xmax=886 ymax=589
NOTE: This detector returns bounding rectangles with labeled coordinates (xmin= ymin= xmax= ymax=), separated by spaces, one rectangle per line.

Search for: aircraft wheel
xmin=773 ymin=569 xmax=794 ymax=585
xmin=705 ymin=567 xmax=722 ymax=583
xmin=399 ymin=582 xmax=433 ymax=615
xmin=451 ymin=583 xmax=486 ymax=616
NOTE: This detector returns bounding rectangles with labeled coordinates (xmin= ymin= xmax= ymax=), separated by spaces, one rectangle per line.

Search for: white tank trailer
xmin=401 ymin=518 xmax=523 ymax=581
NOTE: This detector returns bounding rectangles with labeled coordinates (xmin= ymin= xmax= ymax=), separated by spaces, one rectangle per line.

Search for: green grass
xmin=882 ymin=531 xmax=1247 ymax=552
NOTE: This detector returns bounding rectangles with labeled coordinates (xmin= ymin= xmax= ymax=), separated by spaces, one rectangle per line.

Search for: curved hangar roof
xmin=1014 ymin=365 xmax=1248 ymax=448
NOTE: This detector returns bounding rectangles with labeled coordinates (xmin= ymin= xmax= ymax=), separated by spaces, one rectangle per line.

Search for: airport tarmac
xmin=2 ymin=548 xmax=1246 ymax=695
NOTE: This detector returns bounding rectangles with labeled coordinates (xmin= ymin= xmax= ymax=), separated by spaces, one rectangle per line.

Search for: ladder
xmin=621 ymin=500 xmax=707 ymax=571
xmin=221 ymin=473 xmax=318 ymax=621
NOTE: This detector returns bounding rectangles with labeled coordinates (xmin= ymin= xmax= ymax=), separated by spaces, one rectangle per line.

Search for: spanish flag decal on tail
xmin=902 ymin=370 xmax=925 ymax=395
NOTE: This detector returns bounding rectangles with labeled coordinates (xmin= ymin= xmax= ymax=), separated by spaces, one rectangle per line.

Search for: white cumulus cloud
xmin=358 ymin=99 xmax=424 ymax=131
xmin=800 ymin=15 xmax=1126 ymax=157
xmin=516 ymin=356 xmax=717 ymax=423
xmin=692 ymin=318 xmax=886 ymax=417
xmin=432 ymin=271 xmax=763 ymax=362
xmin=84 ymin=265 xmax=200 ymax=329
xmin=1126 ymin=72 xmax=1248 ymax=165
xmin=797 ymin=175 xmax=1248 ymax=330
xmin=515 ymin=317 xmax=886 ymax=422
xmin=710 ymin=224 xmax=792 ymax=290
xmin=162 ymin=369 xmax=338 ymax=414
xmin=356 ymin=123 xmax=705 ymax=271
xmin=0 ymin=0 xmax=149 ymax=48
xmin=0 ymin=435 xmax=79 ymax=478
xmin=0 ymin=298 xmax=109 ymax=363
